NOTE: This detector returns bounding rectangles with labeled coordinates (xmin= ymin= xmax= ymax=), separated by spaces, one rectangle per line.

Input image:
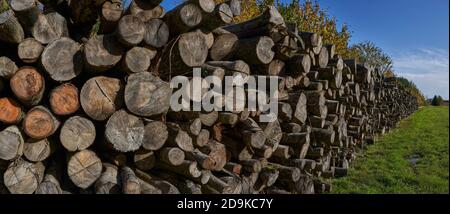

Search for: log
xmin=18 ymin=38 xmax=43 ymax=63
xmin=0 ymin=10 xmax=24 ymax=44
xmin=59 ymin=116 xmax=96 ymax=152
xmin=241 ymin=159 xmax=262 ymax=173
xmin=32 ymin=12 xmax=69 ymax=44
xmin=105 ymin=109 xmax=144 ymax=152
xmin=142 ymin=120 xmax=168 ymax=151
xmin=315 ymin=46 xmax=329 ymax=68
xmin=204 ymin=173 xmax=233 ymax=193
xmin=159 ymin=31 xmax=208 ymax=79
xmin=164 ymin=3 xmax=202 ymax=36
xmin=234 ymin=36 xmax=274 ymax=65
xmin=329 ymin=57 xmax=344 ymax=71
xmin=197 ymin=29 xmax=214 ymax=49
xmin=94 ymin=163 xmax=120 ymax=194
xmin=157 ymin=147 xmax=185 ymax=166
xmin=124 ymin=72 xmax=171 ymax=117
xmin=201 ymin=3 xmax=233 ymax=31
xmin=209 ymin=33 xmax=238 ymax=61
xmin=256 ymin=167 xmax=279 ymax=189
xmin=0 ymin=97 xmax=24 ymax=124
xmin=226 ymin=0 xmax=241 ymax=16
xmin=260 ymin=119 xmax=282 ymax=150
xmin=192 ymin=129 xmax=210 ymax=147
xmin=198 ymin=140 xmax=227 ymax=171
xmin=185 ymin=150 xmax=216 ymax=170
xmin=99 ymin=0 xmax=123 ymax=34
xmin=221 ymin=135 xmax=252 ymax=161
xmin=129 ymin=0 xmax=163 ymax=12
xmin=49 ymin=83 xmax=80 ymax=116
xmin=143 ymin=18 xmax=169 ymax=48
xmin=10 ymin=0 xmax=40 ymax=34
xmin=0 ymin=125 xmax=24 ymax=161
xmin=166 ymin=122 xmax=194 ymax=152
xmin=35 ymin=160 xmax=63 ymax=194
xmin=134 ymin=149 xmax=155 ymax=171
xmin=137 ymin=172 xmax=180 ymax=194
xmin=122 ymin=46 xmax=156 ymax=74
xmin=274 ymin=35 xmax=298 ymax=60
xmin=268 ymin=162 xmax=300 ymax=182
xmin=83 ymin=34 xmax=124 ymax=72
xmin=164 ymin=0 xmax=215 ymax=35
xmin=121 ymin=166 xmax=141 ymax=194
xmin=67 ymin=150 xmax=103 ymax=189
xmin=167 ymin=111 xmax=218 ymax=126
xmin=128 ymin=0 xmax=165 ymax=22
xmin=222 ymin=5 xmax=285 ymax=42
xmin=80 ymin=76 xmax=124 ymax=121
xmin=325 ymin=44 xmax=335 ymax=59
xmin=269 ymin=144 xmax=290 ymax=165
xmin=10 ymin=66 xmax=45 ymax=107
xmin=254 ymin=59 xmax=285 ymax=76
xmin=155 ymin=160 xmax=202 ymax=180
xmin=278 ymin=102 xmax=292 ymax=122
xmin=3 ymin=158 xmax=44 ymax=194
xmin=285 ymin=54 xmax=311 ymax=74
xmin=180 ymin=118 xmax=202 ymax=136
xmin=311 ymin=128 xmax=335 ymax=145
xmin=116 ymin=14 xmax=145 ymax=46
xmin=218 ymin=112 xmax=239 ymax=126
xmin=0 ymin=56 xmax=18 ymax=78
xmin=23 ymin=106 xmax=59 ymax=139
xmin=36 ymin=174 xmax=62 ymax=194
xmin=206 ymin=60 xmax=250 ymax=76
xmin=41 ymin=37 xmax=82 ymax=81
xmin=293 ymin=175 xmax=315 ymax=194
xmin=23 ymin=138 xmax=55 ymax=162
xmin=67 ymin=0 xmax=106 ymax=26
xmin=220 ymin=176 xmax=242 ymax=194
xmin=224 ymin=162 xmax=242 ymax=174
xmin=288 ymin=92 xmax=308 ymax=124
xmin=138 ymin=178 xmax=163 ymax=194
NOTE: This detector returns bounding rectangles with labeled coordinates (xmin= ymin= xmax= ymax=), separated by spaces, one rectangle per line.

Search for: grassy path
xmin=332 ymin=106 xmax=449 ymax=193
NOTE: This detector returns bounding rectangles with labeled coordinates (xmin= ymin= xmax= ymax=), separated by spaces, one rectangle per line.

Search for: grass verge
xmin=332 ymin=106 xmax=449 ymax=193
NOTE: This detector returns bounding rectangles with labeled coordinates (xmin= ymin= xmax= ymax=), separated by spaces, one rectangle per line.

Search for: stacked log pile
xmin=0 ymin=0 xmax=418 ymax=194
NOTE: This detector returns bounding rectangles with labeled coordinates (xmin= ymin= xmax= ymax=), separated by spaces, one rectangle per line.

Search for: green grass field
xmin=332 ymin=106 xmax=449 ymax=194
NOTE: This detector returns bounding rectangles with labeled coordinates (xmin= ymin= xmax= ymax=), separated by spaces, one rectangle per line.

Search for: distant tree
xmin=431 ymin=95 xmax=444 ymax=106
xmin=432 ymin=96 xmax=439 ymax=106
xmin=349 ymin=41 xmax=393 ymax=73
xmin=229 ymin=0 xmax=266 ymax=23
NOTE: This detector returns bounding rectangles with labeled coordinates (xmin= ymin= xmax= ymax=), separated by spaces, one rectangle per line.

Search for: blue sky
xmin=129 ymin=0 xmax=449 ymax=99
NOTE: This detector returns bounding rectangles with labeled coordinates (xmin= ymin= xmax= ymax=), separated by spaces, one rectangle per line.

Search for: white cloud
xmin=392 ymin=48 xmax=449 ymax=99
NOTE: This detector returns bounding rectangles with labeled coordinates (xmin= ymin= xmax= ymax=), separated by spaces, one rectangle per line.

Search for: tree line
xmin=224 ymin=0 xmax=427 ymax=106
